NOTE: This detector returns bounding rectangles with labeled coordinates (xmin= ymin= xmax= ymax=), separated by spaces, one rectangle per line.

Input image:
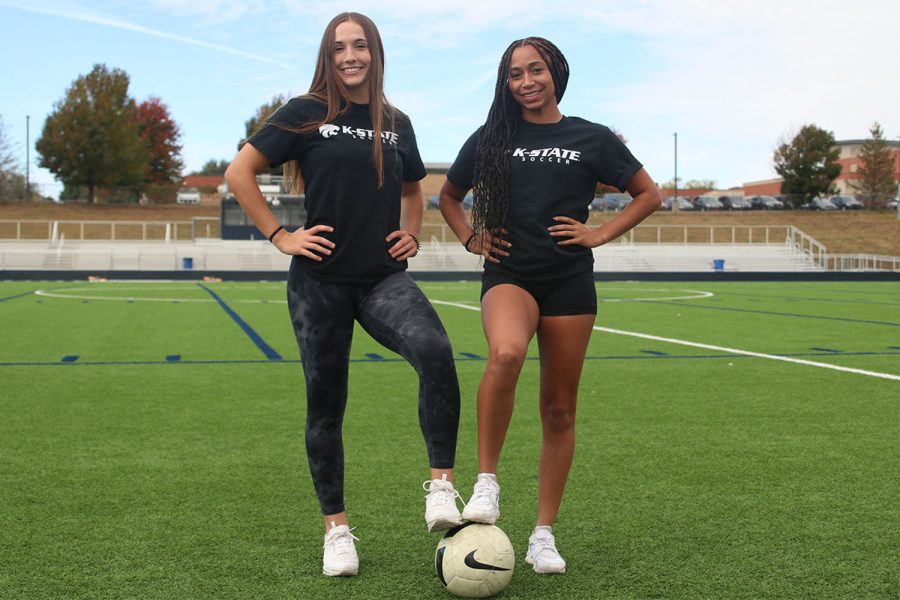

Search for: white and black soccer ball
xmin=435 ymin=522 xmax=514 ymax=598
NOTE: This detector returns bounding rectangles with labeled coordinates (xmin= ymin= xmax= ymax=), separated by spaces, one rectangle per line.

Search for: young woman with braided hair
xmin=226 ymin=12 xmax=463 ymax=577
xmin=440 ymin=37 xmax=661 ymax=574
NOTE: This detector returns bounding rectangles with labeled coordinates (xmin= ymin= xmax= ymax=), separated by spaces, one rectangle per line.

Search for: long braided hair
xmin=471 ymin=37 xmax=569 ymax=234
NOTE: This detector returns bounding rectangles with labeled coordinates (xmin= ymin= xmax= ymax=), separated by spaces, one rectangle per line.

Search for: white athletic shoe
xmin=322 ymin=523 xmax=359 ymax=577
xmin=423 ymin=474 xmax=464 ymax=533
xmin=461 ymin=473 xmax=500 ymax=524
xmin=525 ymin=526 xmax=566 ymax=574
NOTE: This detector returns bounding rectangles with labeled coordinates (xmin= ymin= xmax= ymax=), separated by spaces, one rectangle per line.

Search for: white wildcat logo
xmin=319 ymin=124 xmax=340 ymax=138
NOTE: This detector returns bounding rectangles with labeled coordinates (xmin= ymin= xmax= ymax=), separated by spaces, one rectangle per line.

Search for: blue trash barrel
xmin=713 ymin=259 xmax=725 ymax=271
xmin=183 ymin=257 xmax=193 ymax=269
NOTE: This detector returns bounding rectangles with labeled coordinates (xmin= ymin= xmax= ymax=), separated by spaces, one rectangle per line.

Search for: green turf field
xmin=1 ymin=279 xmax=898 ymax=599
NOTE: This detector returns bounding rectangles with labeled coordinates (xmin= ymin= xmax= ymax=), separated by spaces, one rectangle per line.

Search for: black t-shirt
xmin=447 ymin=117 xmax=642 ymax=280
xmin=248 ymin=96 xmax=426 ymax=283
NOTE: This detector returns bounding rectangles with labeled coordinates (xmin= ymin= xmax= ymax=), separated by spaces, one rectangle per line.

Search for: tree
xmin=773 ymin=124 xmax=841 ymax=207
xmin=0 ymin=116 xmax=21 ymax=200
xmin=661 ymin=178 xmax=717 ymax=190
xmin=190 ymin=159 xmax=231 ymax=176
xmin=134 ymin=96 xmax=184 ymax=202
xmin=36 ymin=64 xmax=148 ymax=204
xmin=240 ymin=94 xmax=288 ymax=150
xmin=851 ymin=122 xmax=896 ymax=209
xmin=238 ymin=95 xmax=288 ymax=177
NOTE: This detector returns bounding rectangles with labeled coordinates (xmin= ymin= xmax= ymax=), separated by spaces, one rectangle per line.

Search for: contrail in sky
xmin=0 ymin=1 xmax=294 ymax=70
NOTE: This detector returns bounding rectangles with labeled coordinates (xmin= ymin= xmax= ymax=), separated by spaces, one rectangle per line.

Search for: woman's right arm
xmin=224 ymin=143 xmax=334 ymax=260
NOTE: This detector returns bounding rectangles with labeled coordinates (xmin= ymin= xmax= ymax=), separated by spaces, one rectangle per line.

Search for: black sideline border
xmin=2 ymin=270 xmax=899 ymax=282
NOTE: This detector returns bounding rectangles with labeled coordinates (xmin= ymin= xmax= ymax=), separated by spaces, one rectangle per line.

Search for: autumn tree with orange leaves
xmin=134 ymin=96 xmax=184 ymax=202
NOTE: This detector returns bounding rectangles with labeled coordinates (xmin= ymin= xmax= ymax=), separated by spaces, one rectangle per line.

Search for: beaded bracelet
xmin=410 ymin=233 xmax=421 ymax=251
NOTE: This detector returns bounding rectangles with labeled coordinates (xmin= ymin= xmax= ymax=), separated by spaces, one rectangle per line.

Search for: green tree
xmin=773 ymin=124 xmax=841 ymax=207
xmin=240 ymin=94 xmax=288 ymax=150
xmin=240 ymin=95 xmax=287 ymax=177
xmin=0 ymin=116 xmax=20 ymax=199
xmin=661 ymin=178 xmax=717 ymax=190
xmin=190 ymin=159 xmax=231 ymax=176
xmin=851 ymin=122 xmax=896 ymax=209
xmin=36 ymin=64 xmax=148 ymax=204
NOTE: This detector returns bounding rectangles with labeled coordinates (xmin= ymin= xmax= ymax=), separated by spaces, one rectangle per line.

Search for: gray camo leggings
xmin=287 ymin=267 xmax=460 ymax=515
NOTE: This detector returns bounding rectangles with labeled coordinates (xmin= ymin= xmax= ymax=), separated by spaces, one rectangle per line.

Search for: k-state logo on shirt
xmin=318 ymin=123 xmax=399 ymax=146
xmin=512 ymin=146 xmax=581 ymax=164
xmin=319 ymin=124 xmax=340 ymax=138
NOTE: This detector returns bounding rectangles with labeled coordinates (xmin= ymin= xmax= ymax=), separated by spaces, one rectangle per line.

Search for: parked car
xmin=693 ymin=196 xmax=724 ymax=211
xmin=662 ymin=197 xmax=694 ymax=211
xmin=176 ymin=187 xmax=201 ymax=204
xmin=805 ymin=197 xmax=838 ymax=210
xmin=718 ymin=195 xmax=750 ymax=210
xmin=600 ymin=193 xmax=632 ymax=211
xmin=749 ymin=195 xmax=784 ymax=210
xmin=888 ymin=197 xmax=898 ymax=209
xmin=828 ymin=195 xmax=864 ymax=210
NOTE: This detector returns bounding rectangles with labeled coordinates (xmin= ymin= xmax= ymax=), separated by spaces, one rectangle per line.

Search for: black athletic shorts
xmin=480 ymin=269 xmax=597 ymax=316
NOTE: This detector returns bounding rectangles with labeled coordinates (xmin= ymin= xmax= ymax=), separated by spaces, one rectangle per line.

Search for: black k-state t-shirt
xmin=248 ymin=96 xmax=426 ymax=283
xmin=447 ymin=117 xmax=642 ymax=281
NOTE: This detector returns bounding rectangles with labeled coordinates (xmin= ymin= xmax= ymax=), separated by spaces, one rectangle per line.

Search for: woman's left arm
xmin=387 ymin=180 xmax=424 ymax=260
xmin=549 ymin=168 xmax=662 ymax=248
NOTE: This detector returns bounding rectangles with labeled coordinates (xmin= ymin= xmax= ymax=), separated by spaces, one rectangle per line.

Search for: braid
xmin=471 ymin=37 xmax=570 ymax=235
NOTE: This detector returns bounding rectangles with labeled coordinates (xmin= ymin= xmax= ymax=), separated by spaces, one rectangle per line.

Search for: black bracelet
xmin=464 ymin=232 xmax=476 ymax=251
xmin=410 ymin=233 xmax=421 ymax=251
xmin=268 ymin=225 xmax=285 ymax=243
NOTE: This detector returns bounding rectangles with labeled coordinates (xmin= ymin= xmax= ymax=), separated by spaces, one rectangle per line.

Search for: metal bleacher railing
xmin=1 ymin=219 xmax=897 ymax=272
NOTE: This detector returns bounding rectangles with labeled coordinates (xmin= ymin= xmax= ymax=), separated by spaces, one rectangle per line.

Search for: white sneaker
xmin=423 ymin=474 xmax=464 ymax=533
xmin=322 ymin=523 xmax=359 ymax=576
xmin=461 ymin=473 xmax=500 ymax=524
xmin=525 ymin=526 xmax=566 ymax=574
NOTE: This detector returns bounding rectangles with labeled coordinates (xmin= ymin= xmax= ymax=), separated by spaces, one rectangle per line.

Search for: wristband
xmin=268 ymin=225 xmax=285 ymax=243
xmin=464 ymin=233 xmax=476 ymax=251
xmin=410 ymin=233 xmax=421 ymax=251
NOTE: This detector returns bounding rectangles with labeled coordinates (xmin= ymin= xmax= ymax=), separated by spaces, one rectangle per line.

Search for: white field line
xmin=431 ymin=300 xmax=900 ymax=383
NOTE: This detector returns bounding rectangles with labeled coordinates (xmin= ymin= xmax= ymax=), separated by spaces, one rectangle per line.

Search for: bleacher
xmin=0 ymin=238 xmax=824 ymax=273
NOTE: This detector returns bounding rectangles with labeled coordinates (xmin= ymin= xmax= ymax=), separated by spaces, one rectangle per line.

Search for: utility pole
xmin=673 ymin=132 xmax=678 ymax=213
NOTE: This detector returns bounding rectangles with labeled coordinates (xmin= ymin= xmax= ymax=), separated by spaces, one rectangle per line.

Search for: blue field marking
xmin=166 ymin=355 xmax=181 ymax=362
xmin=653 ymin=300 xmax=900 ymax=327
xmin=0 ymin=290 xmax=41 ymax=303
xmin=811 ymin=347 xmax=842 ymax=353
xmin=4 ymin=348 xmax=899 ymax=368
xmin=459 ymin=352 xmax=483 ymax=359
xmin=640 ymin=350 xmax=670 ymax=356
xmin=365 ymin=353 xmax=385 ymax=360
xmin=890 ymin=346 xmax=900 ymax=350
xmin=197 ymin=283 xmax=282 ymax=360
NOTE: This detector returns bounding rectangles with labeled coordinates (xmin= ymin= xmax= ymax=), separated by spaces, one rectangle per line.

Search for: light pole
xmin=673 ymin=132 xmax=678 ymax=213
xmin=25 ymin=115 xmax=30 ymax=202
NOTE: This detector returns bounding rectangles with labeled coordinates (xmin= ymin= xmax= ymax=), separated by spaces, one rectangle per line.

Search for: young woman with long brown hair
xmin=225 ymin=12 xmax=463 ymax=577
xmin=440 ymin=37 xmax=661 ymax=574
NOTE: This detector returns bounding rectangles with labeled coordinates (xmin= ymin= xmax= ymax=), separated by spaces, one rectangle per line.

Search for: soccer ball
xmin=435 ymin=523 xmax=514 ymax=598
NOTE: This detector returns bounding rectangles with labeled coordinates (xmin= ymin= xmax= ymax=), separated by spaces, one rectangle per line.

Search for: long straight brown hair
xmin=282 ymin=12 xmax=395 ymax=191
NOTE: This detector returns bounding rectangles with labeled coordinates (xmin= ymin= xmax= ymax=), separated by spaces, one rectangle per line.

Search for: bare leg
xmin=534 ymin=314 xmax=595 ymax=526
xmin=476 ymin=284 xmax=540 ymax=473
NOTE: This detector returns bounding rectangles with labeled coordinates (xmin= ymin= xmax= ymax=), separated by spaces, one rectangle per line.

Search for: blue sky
xmin=2 ymin=0 xmax=899 ymax=199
